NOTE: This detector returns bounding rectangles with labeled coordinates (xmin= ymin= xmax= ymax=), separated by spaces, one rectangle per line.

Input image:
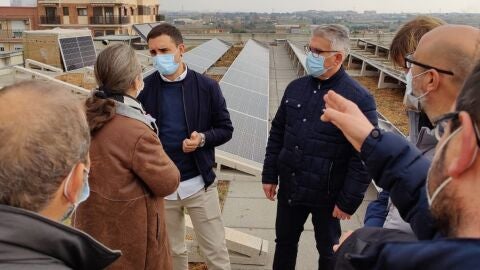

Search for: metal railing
xmin=0 ymin=29 xmax=24 ymax=39
xmin=89 ymin=16 xmax=130 ymax=25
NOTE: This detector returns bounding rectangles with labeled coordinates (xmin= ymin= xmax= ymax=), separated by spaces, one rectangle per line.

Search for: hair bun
xmin=94 ymin=90 xmax=108 ymax=99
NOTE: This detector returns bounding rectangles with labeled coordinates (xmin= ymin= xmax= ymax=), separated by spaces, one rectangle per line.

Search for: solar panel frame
xmin=58 ymin=35 xmax=96 ymax=72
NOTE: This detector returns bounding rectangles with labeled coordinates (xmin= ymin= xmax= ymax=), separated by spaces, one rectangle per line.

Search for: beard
xmin=428 ymin=143 xmax=460 ymax=237
xmin=430 ymin=185 xmax=460 ymax=237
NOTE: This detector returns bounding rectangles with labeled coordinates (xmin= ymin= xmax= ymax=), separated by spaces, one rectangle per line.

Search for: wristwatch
xmin=199 ymin=133 xmax=206 ymax=148
xmin=369 ymin=128 xmax=382 ymax=139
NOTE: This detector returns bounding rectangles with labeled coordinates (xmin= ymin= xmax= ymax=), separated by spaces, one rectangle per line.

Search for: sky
xmin=160 ymin=0 xmax=480 ymax=13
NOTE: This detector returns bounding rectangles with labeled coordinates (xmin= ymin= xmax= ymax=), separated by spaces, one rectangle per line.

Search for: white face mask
xmin=404 ymin=69 xmax=431 ymax=111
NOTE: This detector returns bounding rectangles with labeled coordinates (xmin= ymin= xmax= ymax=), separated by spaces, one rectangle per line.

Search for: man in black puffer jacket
xmin=262 ymin=24 xmax=378 ymax=270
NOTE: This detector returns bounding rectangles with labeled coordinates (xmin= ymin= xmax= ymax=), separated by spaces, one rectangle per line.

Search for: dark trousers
xmin=272 ymin=201 xmax=341 ymax=270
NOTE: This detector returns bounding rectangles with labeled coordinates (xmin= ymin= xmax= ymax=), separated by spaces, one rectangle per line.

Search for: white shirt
xmin=165 ymin=175 xmax=205 ymax=200
xmin=160 ymin=64 xmax=188 ymax=82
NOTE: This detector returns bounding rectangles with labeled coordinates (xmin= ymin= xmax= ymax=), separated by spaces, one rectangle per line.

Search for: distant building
xmin=173 ymin=18 xmax=201 ymax=25
xmin=36 ymin=0 xmax=161 ymax=36
xmin=10 ymin=0 xmax=36 ymax=7
xmin=176 ymin=24 xmax=225 ymax=34
xmin=275 ymin=24 xmax=300 ymax=34
xmin=0 ymin=6 xmax=38 ymax=52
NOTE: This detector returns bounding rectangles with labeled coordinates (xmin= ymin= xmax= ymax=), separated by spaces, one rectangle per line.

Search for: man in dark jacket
xmin=0 ymin=81 xmax=120 ymax=269
xmin=322 ymin=58 xmax=480 ymax=269
xmin=138 ymin=23 xmax=233 ymax=270
xmin=262 ymin=24 xmax=378 ymax=270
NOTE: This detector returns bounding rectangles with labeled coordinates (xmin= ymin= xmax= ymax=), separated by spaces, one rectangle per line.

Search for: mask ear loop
xmin=62 ymin=169 xmax=75 ymax=203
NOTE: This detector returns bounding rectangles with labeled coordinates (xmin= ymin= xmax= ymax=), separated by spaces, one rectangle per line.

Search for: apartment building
xmin=0 ymin=7 xmax=38 ymax=52
xmin=37 ymin=0 xmax=161 ymax=36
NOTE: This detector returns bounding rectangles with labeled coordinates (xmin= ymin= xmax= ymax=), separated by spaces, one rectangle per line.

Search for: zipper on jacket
xmin=327 ymin=161 xmax=334 ymax=195
xmin=181 ymin=85 xmax=205 ymax=191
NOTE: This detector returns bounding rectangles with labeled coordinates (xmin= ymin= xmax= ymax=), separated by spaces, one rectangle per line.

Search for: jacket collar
xmin=115 ymin=98 xmax=158 ymax=134
xmin=0 ymin=205 xmax=120 ymax=269
xmin=311 ymin=65 xmax=347 ymax=86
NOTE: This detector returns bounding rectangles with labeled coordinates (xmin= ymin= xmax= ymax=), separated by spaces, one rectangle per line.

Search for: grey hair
xmin=94 ymin=43 xmax=142 ymax=92
xmin=0 ymin=81 xmax=90 ymax=212
xmin=312 ymin=24 xmax=351 ymax=55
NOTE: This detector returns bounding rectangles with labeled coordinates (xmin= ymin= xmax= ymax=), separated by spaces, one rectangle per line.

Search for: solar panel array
xmin=132 ymin=23 xmax=162 ymax=41
xmin=58 ymin=36 xmax=96 ymax=71
xmin=183 ymin=39 xmax=231 ymax=74
xmin=217 ymin=39 xmax=269 ymax=164
xmin=288 ymin=40 xmax=307 ymax=70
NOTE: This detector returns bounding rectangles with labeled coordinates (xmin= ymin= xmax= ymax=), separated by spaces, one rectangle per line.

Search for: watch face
xmin=371 ymin=129 xmax=381 ymax=138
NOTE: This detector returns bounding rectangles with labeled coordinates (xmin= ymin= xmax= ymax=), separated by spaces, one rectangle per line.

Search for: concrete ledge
xmin=185 ymin=215 xmax=269 ymax=266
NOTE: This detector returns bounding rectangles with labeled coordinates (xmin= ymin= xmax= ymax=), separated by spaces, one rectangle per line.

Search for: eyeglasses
xmin=304 ymin=45 xmax=338 ymax=58
xmin=433 ymin=111 xmax=480 ymax=146
xmin=405 ymin=53 xmax=454 ymax=76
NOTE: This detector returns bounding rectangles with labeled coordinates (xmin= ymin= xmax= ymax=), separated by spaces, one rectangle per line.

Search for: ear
xmin=424 ymin=69 xmax=440 ymax=93
xmin=448 ymin=111 xmax=478 ymax=178
xmin=178 ymin=43 xmax=186 ymax=56
xmin=64 ymin=163 xmax=87 ymax=204
xmin=334 ymin=53 xmax=343 ymax=66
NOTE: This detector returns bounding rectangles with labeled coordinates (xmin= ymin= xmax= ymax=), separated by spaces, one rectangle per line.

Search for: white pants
xmin=164 ymin=182 xmax=231 ymax=270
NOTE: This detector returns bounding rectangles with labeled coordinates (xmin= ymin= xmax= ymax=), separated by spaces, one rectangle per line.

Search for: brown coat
xmin=73 ymin=114 xmax=180 ymax=270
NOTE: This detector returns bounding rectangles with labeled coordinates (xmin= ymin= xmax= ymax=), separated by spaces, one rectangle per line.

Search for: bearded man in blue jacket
xmin=322 ymin=55 xmax=480 ymax=270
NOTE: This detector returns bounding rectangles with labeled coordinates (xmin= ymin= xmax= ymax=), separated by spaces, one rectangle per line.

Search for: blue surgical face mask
xmin=61 ymin=168 xmax=90 ymax=222
xmin=404 ymin=69 xmax=431 ymax=111
xmin=153 ymin=51 xmax=180 ymax=76
xmin=306 ymin=52 xmax=335 ymax=78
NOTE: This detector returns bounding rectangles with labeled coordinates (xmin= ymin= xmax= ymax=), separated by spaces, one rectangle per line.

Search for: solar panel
xmin=58 ymin=36 xmax=96 ymax=72
xmin=183 ymin=38 xmax=230 ymax=74
xmin=217 ymin=40 xmax=270 ymax=164
xmin=132 ymin=23 xmax=156 ymax=41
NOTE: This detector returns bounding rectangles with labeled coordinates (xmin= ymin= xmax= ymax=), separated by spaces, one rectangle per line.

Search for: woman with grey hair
xmin=73 ymin=43 xmax=180 ymax=270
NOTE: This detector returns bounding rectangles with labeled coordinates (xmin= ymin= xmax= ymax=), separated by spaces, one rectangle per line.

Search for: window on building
xmin=105 ymin=30 xmax=115 ymax=35
xmin=94 ymin=31 xmax=104 ymax=37
xmin=0 ymin=47 xmax=5 ymax=52
xmin=45 ymin=7 xmax=57 ymax=17
xmin=63 ymin=7 xmax=69 ymax=16
xmin=77 ymin=8 xmax=87 ymax=16
xmin=138 ymin=6 xmax=151 ymax=15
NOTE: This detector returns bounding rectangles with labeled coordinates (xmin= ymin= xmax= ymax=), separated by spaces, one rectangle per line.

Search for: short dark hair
xmin=147 ymin=23 xmax=183 ymax=45
xmin=456 ymin=60 xmax=480 ymax=124
xmin=0 ymin=81 xmax=90 ymax=212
